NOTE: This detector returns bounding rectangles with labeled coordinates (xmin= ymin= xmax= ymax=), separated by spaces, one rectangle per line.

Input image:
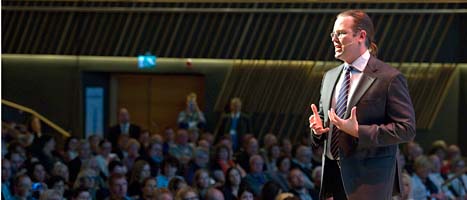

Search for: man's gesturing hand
xmin=309 ymin=104 xmax=329 ymax=135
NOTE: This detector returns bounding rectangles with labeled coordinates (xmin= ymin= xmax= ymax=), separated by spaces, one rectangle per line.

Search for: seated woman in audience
xmin=267 ymin=156 xmax=291 ymax=192
xmin=264 ymin=143 xmax=281 ymax=172
xmin=411 ymin=155 xmax=445 ymax=200
xmin=73 ymin=168 xmax=99 ymax=199
xmin=137 ymin=177 xmax=157 ymax=200
xmin=51 ymin=161 xmax=70 ymax=188
xmin=63 ymin=136 xmax=80 ymax=162
xmin=193 ymin=169 xmax=211 ymax=200
xmin=168 ymin=177 xmax=188 ymax=197
xmin=128 ymin=160 xmax=152 ymax=197
xmin=447 ymin=158 xmax=467 ymax=199
xmin=220 ymin=167 xmax=243 ymax=200
xmin=46 ymin=176 xmax=70 ymax=199
xmin=123 ymin=138 xmax=141 ymax=170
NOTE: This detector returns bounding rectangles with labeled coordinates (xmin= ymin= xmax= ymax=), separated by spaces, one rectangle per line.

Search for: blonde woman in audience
xmin=193 ymin=169 xmax=211 ymax=199
xmin=73 ymin=168 xmax=98 ymax=199
xmin=123 ymin=138 xmax=141 ymax=170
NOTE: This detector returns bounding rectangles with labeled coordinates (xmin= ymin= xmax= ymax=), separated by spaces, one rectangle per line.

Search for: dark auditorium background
xmin=2 ymin=1 xmax=467 ymax=153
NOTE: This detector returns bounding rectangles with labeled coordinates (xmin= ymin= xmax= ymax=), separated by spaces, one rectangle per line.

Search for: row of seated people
xmin=2 ymin=116 xmax=322 ymax=200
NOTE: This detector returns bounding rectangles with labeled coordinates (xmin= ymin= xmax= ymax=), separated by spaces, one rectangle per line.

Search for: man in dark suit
xmin=309 ymin=10 xmax=416 ymax=199
xmin=217 ymin=97 xmax=252 ymax=151
xmin=107 ymin=108 xmax=141 ymax=151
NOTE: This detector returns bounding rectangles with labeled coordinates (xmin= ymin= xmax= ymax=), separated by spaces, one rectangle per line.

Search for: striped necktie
xmin=331 ymin=65 xmax=353 ymax=159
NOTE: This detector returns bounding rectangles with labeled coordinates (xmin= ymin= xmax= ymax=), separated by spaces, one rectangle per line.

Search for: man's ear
xmin=359 ymin=30 xmax=367 ymax=42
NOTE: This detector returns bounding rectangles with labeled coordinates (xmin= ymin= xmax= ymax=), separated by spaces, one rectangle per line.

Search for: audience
xmin=2 ymin=105 xmax=466 ymax=200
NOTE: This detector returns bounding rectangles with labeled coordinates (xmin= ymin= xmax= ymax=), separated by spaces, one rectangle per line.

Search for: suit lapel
xmin=322 ymin=64 xmax=344 ymax=114
xmin=346 ymin=57 xmax=377 ymax=118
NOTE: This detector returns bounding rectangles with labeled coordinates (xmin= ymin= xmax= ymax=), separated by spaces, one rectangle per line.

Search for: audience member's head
xmin=249 ymin=155 xmax=264 ymax=173
xmin=225 ymin=167 xmax=242 ymax=187
xmin=288 ymin=168 xmax=305 ymax=190
xmin=175 ymin=186 xmax=198 ymax=200
xmin=428 ymin=154 xmax=442 ymax=173
xmin=295 ymin=145 xmax=312 ymax=165
xmin=108 ymin=160 xmax=127 ymax=176
xmin=246 ymin=137 xmax=259 ymax=156
xmin=46 ymin=176 xmax=66 ymax=197
xmin=51 ymin=162 xmax=69 ymax=182
xmin=162 ymin=156 xmax=179 ymax=177
xmin=176 ymin=129 xmax=189 ymax=145
xmin=193 ymin=169 xmax=210 ymax=190
xmin=118 ymin=108 xmax=130 ymax=124
xmin=130 ymin=160 xmax=151 ymax=185
xmin=193 ymin=147 xmax=209 ymax=168
xmin=27 ymin=161 xmax=46 ymax=183
xmin=263 ymin=133 xmax=278 ymax=149
xmin=230 ymin=97 xmax=242 ymax=114
xmin=108 ymin=174 xmax=128 ymax=199
xmin=78 ymin=140 xmax=92 ymax=160
xmin=168 ymin=176 xmax=187 ymax=195
xmin=153 ymin=188 xmax=174 ymax=200
xmin=87 ymin=134 xmax=101 ymax=154
xmin=413 ymin=155 xmax=432 ymax=179
xmin=39 ymin=189 xmax=61 ymax=200
xmin=430 ymin=140 xmax=447 ymax=161
xmin=261 ymin=181 xmax=282 ymax=200
xmin=450 ymin=157 xmax=465 ymax=174
xmin=312 ymin=166 xmax=322 ymax=186
xmin=446 ymin=144 xmax=461 ymax=161
xmin=238 ymin=186 xmax=255 ymax=200
xmin=206 ymin=187 xmax=225 ymax=200
xmin=276 ymin=156 xmax=291 ymax=174
xmin=13 ymin=174 xmax=33 ymax=198
xmin=71 ymin=187 xmax=91 ymax=200
xmin=141 ymin=177 xmax=157 ymax=200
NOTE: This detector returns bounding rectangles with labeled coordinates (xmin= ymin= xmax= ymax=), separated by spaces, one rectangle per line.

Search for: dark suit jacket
xmin=107 ymin=123 xmax=141 ymax=151
xmin=312 ymin=56 xmax=416 ymax=200
xmin=217 ymin=113 xmax=252 ymax=141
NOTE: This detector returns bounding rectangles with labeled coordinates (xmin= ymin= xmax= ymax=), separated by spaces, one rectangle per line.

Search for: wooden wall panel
xmin=115 ymin=74 xmax=205 ymax=135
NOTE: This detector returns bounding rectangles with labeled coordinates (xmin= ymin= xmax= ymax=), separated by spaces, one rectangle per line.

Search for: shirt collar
xmin=345 ymin=50 xmax=370 ymax=72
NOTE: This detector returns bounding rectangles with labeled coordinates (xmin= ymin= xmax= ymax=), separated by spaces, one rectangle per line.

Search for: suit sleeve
xmin=311 ymin=72 xmax=328 ymax=147
xmin=358 ymin=73 xmax=416 ymax=148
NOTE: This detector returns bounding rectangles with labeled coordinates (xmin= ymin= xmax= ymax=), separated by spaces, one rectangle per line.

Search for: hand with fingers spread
xmin=328 ymin=106 xmax=359 ymax=138
xmin=309 ymin=104 xmax=330 ymax=135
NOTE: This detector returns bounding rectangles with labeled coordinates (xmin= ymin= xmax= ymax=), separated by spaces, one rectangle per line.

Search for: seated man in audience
xmin=291 ymin=145 xmax=314 ymax=189
xmin=106 ymin=174 xmax=132 ymax=200
xmin=12 ymin=174 xmax=34 ymax=200
xmin=288 ymin=168 xmax=313 ymax=200
xmin=107 ymin=108 xmax=142 ymax=151
xmin=243 ymin=155 xmax=271 ymax=196
xmin=169 ymin=129 xmax=193 ymax=165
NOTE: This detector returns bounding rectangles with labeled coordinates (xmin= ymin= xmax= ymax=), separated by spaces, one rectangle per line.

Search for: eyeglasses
xmin=330 ymin=30 xmax=359 ymax=39
xmin=330 ymin=31 xmax=349 ymax=39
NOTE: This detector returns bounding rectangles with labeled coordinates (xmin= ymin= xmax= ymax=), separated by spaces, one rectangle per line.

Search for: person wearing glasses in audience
xmin=309 ymin=9 xmax=416 ymax=199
